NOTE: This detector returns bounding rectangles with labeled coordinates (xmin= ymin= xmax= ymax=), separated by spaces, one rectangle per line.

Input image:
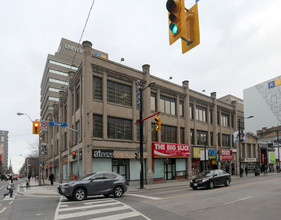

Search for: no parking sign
xmin=41 ymin=120 xmax=48 ymax=131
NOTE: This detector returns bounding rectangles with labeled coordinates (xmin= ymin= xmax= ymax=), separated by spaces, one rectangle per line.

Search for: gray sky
xmin=1 ymin=0 xmax=281 ymax=173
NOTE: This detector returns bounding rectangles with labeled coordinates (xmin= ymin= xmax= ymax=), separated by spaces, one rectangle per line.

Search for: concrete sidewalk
xmin=16 ymin=173 xmax=280 ymax=197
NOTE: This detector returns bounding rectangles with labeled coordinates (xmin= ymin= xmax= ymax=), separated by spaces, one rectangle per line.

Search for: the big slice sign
xmin=152 ymin=142 xmax=190 ymax=158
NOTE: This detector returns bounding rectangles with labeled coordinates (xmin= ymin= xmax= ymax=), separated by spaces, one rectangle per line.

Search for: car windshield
xmin=197 ymin=170 xmax=214 ymax=178
xmin=80 ymin=173 xmax=96 ymax=180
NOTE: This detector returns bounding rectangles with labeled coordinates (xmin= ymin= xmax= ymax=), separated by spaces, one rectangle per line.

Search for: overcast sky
xmin=1 ymin=0 xmax=281 ymax=173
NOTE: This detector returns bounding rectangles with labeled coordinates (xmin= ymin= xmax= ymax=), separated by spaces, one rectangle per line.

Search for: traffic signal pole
xmin=139 ymin=90 xmax=144 ymax=189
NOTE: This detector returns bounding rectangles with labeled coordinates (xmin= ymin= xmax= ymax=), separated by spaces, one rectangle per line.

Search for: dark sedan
xmin=58 ymin=172 xmax=127 ymax=201
xmin=190 ymin=169 xmax=231 ymax=190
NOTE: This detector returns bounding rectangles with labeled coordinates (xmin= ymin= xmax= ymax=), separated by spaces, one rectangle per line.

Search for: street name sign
xmin=49 ymin=122 xmax=68 ymax=127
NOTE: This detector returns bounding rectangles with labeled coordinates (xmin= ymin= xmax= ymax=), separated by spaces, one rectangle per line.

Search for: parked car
xmin=57 ymin=172 xmax=127 ymax=201
xmin=190 ymin=169 xmax=231 ymax=190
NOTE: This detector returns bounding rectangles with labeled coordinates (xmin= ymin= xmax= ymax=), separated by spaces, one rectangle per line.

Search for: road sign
xmin=41 ymin=120 xmax=48 ymax=132
xmin=49 ymin=122 xmax=68 ymax=127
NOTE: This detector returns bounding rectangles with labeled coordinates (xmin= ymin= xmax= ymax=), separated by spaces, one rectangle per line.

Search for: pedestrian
xmin=240 ymin=167 xmax=244 ymax=177
xmin=28 ymin=174 xmax=31 ymax=182
xmin=277 ymin=165 xmax=280 ymax=173
xmin=245 ymin=167 xmax=248 ymax=176
xmin=3 ymin=176 xmax=15 ymax=198
xmin=49 ymin=173 xmax=54 ymax=185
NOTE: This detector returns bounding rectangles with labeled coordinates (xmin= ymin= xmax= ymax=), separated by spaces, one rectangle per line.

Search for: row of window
xmin=93 ymin=114 xmax=232 ymax=147
xmin=93 ymin=76 xmax=233 ymax=127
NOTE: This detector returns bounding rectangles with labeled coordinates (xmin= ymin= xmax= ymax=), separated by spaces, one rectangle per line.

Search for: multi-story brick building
xmin=0 ymin=130 xmax=9 ymax=172
xmin=41 ymin=39 xmax=258 ymax=184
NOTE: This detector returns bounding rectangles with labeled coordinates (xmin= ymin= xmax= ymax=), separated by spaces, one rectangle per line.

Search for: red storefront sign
xmin=219 ymin=149 xmax=233 ymax=161
xmin=152 ymin=142 xmax=190 ymax=158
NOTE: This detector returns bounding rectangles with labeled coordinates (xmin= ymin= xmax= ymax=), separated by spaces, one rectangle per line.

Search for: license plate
xmin=194 ymin=183 xmax=197 ymax=186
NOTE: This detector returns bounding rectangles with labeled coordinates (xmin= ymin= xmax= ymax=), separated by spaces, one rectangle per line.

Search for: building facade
xmin=0 ymin=130 xmax=9 ymax=172
xmin=244 ymin=76 xmax=281 ymax=134
xmin=41 ymin=40 xmax=258 ymax=184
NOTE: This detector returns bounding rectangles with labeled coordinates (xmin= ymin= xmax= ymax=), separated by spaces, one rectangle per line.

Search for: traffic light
xmin=72 ymin=151 xmax=77 ymax=160
xmin=32 ymin=121 xmax=40 ymax=135
xmin=135 ymin=152 xmax=140 ymax=160
xmin=155 ymin=116 xmax=161 ymax=131
xmin=166 ymin=0 xmax=186 ymax=45
xmin=181 ymin=3 xmax=200 ymax=54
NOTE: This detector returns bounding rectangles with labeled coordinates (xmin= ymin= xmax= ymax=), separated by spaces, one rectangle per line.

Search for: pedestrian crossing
xmin=55 ymin=197 xmax=151 ymax=220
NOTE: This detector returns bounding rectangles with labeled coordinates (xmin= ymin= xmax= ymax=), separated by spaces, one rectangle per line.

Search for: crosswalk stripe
xmin=87 ymin=211 xmax=141 ymax=220
xmin=57 ymin=205 xmax=129 ymax=220
xmin=126 ymin=193 xmax=162 ymax=200
xmin=58 ymin=201 xmax=120 ymax=212
xmin=83 ymin=198 xmax=114 ymax=205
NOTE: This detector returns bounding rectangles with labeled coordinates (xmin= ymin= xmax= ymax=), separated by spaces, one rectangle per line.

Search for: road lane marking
xmin=224 ymin=196 xmax=253 ymax=205
xmin=9 ymin=201 xmax=13 ymax=205
xmin=58 ymin=201 xmax=120 ymax=212
xmin=87 ymin=211 xmax=142 ymax=220
xmin=126 ymin=193 xmax=162 ymax=200
xmin=0 ymin=207 xmax=7 ymax=213
xmin=57 ymin=206 xmax=129 ymax=219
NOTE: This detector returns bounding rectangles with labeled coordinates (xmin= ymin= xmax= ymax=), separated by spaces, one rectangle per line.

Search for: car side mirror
xmin=213 ymin=174 xmax=218 ymax=177
xmin=90 ymin=177 xmax=96 ymax=181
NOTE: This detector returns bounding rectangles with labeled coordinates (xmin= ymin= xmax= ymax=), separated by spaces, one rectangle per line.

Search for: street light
xmin=17 ymin=112 xmax=33 ymax=123
xmin=139 ymin=81 xmax=155 ymax=189
xmin=238 ymin=115 xmax=254 ymax=177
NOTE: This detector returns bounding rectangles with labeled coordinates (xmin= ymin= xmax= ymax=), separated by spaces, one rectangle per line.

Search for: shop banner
xmin=152 ymin=142 xmax=190 ymax=158
xmin=219 ymin=149 xmax=233 ymax=161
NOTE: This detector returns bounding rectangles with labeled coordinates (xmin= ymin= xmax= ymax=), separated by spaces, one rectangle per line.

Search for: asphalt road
xmin=0 ymin=174 xmax=280 ymax=220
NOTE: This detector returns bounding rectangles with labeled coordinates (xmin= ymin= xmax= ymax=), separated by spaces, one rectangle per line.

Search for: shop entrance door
xmin=164 ymin=159 xmax=175 ymax=180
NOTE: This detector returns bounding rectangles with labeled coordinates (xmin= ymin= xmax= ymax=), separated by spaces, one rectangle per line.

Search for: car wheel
xmin=225 ymin=179 xmax=230 ymax=186
xmin=74 ymin=188 xmax=86 ymax=201
xmin=209 ymin=181 xmax=214 ymax=189
xmin=103 ymin=194 xmax=110 ymax=198
xmin=113 ymin=186 xmax=123 ymax=198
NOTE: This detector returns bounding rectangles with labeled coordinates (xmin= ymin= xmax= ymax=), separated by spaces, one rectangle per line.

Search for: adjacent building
xmin=40 ymin=39 xmax=258 ymax=184
xmin=0 ymin=130 xmax=9 ymax=173
xmin=243 ymin=76 xmax=281 ymax=134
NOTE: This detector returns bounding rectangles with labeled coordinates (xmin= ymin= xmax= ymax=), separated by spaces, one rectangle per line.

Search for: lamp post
xmin=238 ymin=115 xmax=254 ymax=177
xmin=139 ymin=81 xmax=155 ymax=189
xmin=17 ymin=112 xmax=42 ymax=184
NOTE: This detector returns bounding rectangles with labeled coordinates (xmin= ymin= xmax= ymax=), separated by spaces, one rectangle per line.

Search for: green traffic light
xmin=169 ymin=23 xmax=178 ymax=34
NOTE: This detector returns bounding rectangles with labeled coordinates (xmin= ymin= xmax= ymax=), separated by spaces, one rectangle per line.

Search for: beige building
xmin=41 ymin=39 xmax=258 ymax=184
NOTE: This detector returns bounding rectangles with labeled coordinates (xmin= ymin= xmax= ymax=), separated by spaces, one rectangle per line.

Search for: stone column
xmin=82 ymin=41 xmax=93 ymax=176
xmin=182 ymin=80 xmax=192 ymax=179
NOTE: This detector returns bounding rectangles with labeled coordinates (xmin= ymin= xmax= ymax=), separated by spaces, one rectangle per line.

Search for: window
xmin=217 ymin=112 xmax=220 ymax=125
xmin=210 ymin=132 xmax=214 ymax=146
xmin=64 ymin=132 xmax=67 ymax=151
xmin=107 ymin=81 xmax=132 ymax=106
xmin=196 ymin=106 xmax=207 ymax=122
xmin=49 ymin=87 xmax=62 ymax=93
xmin=180 ymin=128 xmax=184 ymax=144
xmin=151 ymin=124 xmax=157 ymax=142
xmin=49 ymin=78 xmax=68 ymax=86
xmin=93 ymin=115 xmax=102 ymax=138
xmin=190 ymin=129 xmax=194 ymax=145
xmin=190 ymin=104 xmax=194 ymax=119
xmin=108 ymin=117 xmax=132 ymax=140
xmin=151 ymin=93 xmax=156 ymax=111
xmin=209 ymin=109 xmax=213 ymax=124
xmin=49 ymin=60 xmax=78 ymax=70
xmin=160 ymin=96 xmax=176 ymax=115
xmin=242 ymin=143 xmax=245 ymax=158
xmin=247 ymin=144 xmax=251 ymax=157
xmin=253 ymin=144 xmax=256 ymax=158
xmin=93 ymin=76 xmax=102 ymax=100
xmin=75 ymin=86 xmax=80 ymax=111
xmin=75 ymin=121 xmax=80 ymax=144
xmin=48 ymin=97 xmax=59 ymax=102
xmin=179 ymin=101 xmax=184 ymax=117
xmin=161 ymin=125 xmax=177 ymax=143
xmin=222 ymin=134 xmax=230 ymax=147
xmin=197 ymin=130 xmax=208 ymax=145
xmin=49 ymin=69 xmax=68 ymax=77
xmin=221 ymin=113 xmax=230 ymax=127
xmin=218 ymin=133 xmax=221 ymax=146
xmin=64 ymin=105 xmax=67 ymax=123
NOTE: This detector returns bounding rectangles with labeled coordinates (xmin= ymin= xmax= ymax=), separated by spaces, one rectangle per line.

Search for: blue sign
xmin=268 ymin=81 xmax=275 ymax=89
xmin=49 ymin=122 xmax=68 ymax=127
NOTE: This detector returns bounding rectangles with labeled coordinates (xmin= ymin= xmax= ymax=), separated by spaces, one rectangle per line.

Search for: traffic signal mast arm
xmin=135 ymin=111 xmax=161 ymax=125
